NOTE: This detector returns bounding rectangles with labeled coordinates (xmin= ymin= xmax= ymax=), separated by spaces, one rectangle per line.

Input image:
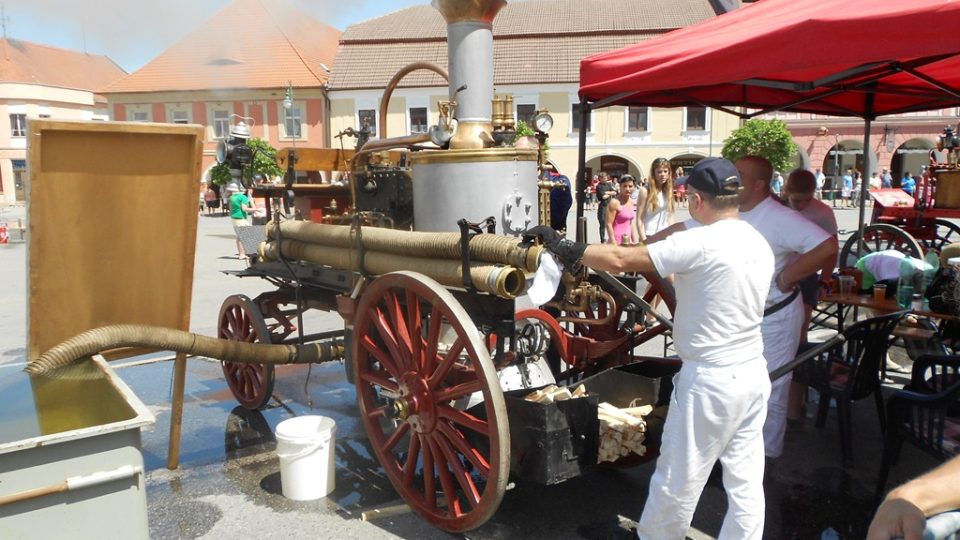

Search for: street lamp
xmin=822 ymin=130 xmax=842 ymax=206
xmin=282 ymin=81 xmax=293 ymax=111
xmin=884 ymin=125 xmax=896 ymax=152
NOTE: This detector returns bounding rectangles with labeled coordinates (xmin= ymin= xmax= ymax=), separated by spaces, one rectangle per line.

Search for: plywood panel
xmin=27 ymin=120 xmax=204 ymax=359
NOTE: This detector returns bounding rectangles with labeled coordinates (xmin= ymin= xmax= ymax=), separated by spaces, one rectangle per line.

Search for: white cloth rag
xmin=526 ymin=254 xmax=563 ymax=305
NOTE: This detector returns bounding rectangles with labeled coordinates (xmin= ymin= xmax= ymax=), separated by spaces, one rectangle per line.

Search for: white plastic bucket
xmin=275 ymin=415 xmax=337 ymax=501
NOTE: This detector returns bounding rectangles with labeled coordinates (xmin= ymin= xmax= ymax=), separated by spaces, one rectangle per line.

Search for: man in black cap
xmin=526 ymin=157 xmax=774 ymax=539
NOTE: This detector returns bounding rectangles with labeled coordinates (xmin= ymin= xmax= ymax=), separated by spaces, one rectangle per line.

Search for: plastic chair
xmin=793 ymin=310 xmax=908 ymax=466
xmin=876 ymin=355 xmax=960 ymax=499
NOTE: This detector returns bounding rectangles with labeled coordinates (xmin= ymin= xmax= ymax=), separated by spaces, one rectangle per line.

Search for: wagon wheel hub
xmin=397 ymin=372 xmax=437 ymax=433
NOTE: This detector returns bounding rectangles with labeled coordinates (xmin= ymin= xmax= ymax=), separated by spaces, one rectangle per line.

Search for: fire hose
xmin=264 ymin=221 xmax=542 ymax=272
xmin=24 ymin=324 xmax=344 ymax=376
xmin=259 ymin=221 xmax=543 ymax=300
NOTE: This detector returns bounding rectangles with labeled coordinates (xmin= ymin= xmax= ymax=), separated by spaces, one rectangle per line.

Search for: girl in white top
xmin=638 ymin=158 xmax=676 ymax=242
xmin=639 ymin=158 xmax=677 ymax=324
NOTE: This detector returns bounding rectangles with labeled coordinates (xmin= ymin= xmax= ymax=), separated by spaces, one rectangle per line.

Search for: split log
xmin=597 ymin=401 xmax=651 ymax=463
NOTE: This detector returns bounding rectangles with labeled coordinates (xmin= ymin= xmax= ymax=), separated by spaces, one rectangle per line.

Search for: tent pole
xmin=856 ymin=93 xmax=876 ymax=259
xmin=575 ymin=98 xmax=589 ymax=242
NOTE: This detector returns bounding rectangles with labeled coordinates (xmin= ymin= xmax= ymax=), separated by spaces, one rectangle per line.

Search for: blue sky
xmin=2 ymin=0 xmax=427 ymax=72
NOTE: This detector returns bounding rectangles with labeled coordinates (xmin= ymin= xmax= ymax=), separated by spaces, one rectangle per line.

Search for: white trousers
xmin=637 ymin=358 xmax=771 ymax=540
xmin=760 ymin=295 xmax=804 ymax=458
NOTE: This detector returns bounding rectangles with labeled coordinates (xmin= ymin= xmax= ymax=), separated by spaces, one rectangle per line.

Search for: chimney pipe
xmin=432 ymin=0 xmax=506 ymax=150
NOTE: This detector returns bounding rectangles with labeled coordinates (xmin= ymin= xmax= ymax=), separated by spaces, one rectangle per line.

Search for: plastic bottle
xmin=923 ymin=250 xmax=940 ymax=295
xmin=898 ymin=257 xmax=917 ymax=309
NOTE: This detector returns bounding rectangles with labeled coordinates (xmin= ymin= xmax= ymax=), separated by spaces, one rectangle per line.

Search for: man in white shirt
xmin=815 ymin=168 xmax=826 ymax=199
xmin=526 ymin=157 xmax=774 ymax=540
xmin=736 ymin=156 xmax=839 ymax=460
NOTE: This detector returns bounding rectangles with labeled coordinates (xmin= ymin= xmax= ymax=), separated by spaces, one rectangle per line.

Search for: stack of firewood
xmin=521 ymin=384 xmax=653 ymax=463
xmin=522 ymin=383 xmax=588 ymax=404
xmin=597 ymin=401 xmax=652 ymax=463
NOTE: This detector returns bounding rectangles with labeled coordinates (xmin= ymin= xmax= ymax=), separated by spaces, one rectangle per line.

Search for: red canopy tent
xmin=575 ymin=0 xmax=960 ymax=244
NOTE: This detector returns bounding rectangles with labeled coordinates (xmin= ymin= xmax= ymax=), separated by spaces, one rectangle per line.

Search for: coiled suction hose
xmin=25 ymin=324 xmax=344 ymax=376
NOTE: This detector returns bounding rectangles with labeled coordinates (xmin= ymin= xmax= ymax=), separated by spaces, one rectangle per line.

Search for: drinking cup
xmin=838 ymin=275 xmax=855 ymax=295
xmin=873 ymin=283 xmax=887 ymax=302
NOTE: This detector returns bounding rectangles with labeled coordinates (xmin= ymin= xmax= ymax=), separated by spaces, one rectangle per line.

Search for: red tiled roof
xmin=0 ymin=38 xmax=126 ymax=91
xmin=101 ymin=0 xmax=341 ymax=94
xmin=330 ymin=0 xmax=722 ymax=90
xmin=331 ymin=34 xmax=657 ymax=90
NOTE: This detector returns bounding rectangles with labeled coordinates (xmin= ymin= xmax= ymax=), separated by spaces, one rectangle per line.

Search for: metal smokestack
xmin=432 ymin=0 xmax=506 ymax=150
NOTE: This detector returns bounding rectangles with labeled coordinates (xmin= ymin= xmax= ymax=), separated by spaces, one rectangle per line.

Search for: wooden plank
xmin=276 ymin=148 xmax=354 ymax=172
xmin=27 ymin=119 xmax=203 ymax=359
xmin=275 ymin=147 xmax=405 ymax=172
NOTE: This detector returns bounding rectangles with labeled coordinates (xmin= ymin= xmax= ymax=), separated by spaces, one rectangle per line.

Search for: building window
xmin=170 ymin=110 xmax=190 ymax=124
xmin=10 ymin=114 xmax=26 ymax=137
xmin=13 ymin=159 xmax=26 ymax=191
xmin=409 ymin=107 xmax=428 ymax=134
xmin=685 ymin=106 xmax=707 ymax=131
xmin=283 ymin=106 xmax=302 ymax=139
xmin=517 ymin=104 xmax=536 ymax=126
xmin=571 ymin=103 xmax=591 ymax=132
xmin=627 ymin=107 xmax=649 ymax=132
xmin=358 ymin=109 xmax=377 ymax=138
xmin=132 ymin=111 xmax=149 ymax=122
xmin=212 ymin=109 xmax=230 ymax=138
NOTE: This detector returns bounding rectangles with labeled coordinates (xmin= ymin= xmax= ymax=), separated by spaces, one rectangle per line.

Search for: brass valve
xmin=544 ymin=278 xmax=618 ymax=326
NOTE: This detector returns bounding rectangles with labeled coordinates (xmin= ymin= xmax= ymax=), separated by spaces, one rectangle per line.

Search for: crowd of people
xmin=528 ymin=155 xmax=957 ymax=539
xmin=807 ymin=165 xmax=925 ymax=208
xmin=579 ymin=159 xmax=682 ymax=246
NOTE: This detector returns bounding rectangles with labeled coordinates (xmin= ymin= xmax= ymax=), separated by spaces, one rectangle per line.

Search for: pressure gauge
xmin=533 ymin=111 xmax=553 ymax=133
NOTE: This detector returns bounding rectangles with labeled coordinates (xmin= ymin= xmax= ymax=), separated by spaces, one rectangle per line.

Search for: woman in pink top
xmin=605 ymin=175 xmax=638 ymax=244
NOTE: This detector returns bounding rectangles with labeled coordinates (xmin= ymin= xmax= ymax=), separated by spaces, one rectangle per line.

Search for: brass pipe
xmin=352 ymin=133 xmax=432 ymax=169
xmin=348 ymin=61 xmax=449 ymax=203
xmin=266 ymin=220 xmax=542 ymax=273
xmin=554 ymin=291 xmax=618 ymax=326
xmin=25 ymin=324 xmax=345 ymax=376
xmin=258 ymin=239 xmax=526 ymax=299
xmin=378 ymin=61 xmax=449 ymax=139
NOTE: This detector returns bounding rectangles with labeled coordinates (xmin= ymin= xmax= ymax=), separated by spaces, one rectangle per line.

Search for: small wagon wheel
xmin=919 ymin=219 xmax=960 ymax=254
xmin=352 ymin=271 xmax=509 ymax=533
xmin=839 ymin=223 xmax=924 ymax=269
xmin=218 ymin=294 xmax=276 ymax=410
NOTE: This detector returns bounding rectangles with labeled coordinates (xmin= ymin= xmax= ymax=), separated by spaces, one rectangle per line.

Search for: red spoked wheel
xmin=918 ymin=219 xmax=960 ymax=254
xmin=839 ymin=223 xmax=923 ymax=268
xmin=218 ymin=294 xmax=276 ymax=410
xmin=353 ymin=271 xmax=509 ymax=533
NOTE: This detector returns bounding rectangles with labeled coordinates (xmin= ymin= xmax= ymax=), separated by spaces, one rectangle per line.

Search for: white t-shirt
xmin=741 ymin=197 xmax=832 ymax=307
xmin=860 ymin=250 xmax=906 ymax=283
xmin=647 ymin=219 xmax=773 ymax=366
